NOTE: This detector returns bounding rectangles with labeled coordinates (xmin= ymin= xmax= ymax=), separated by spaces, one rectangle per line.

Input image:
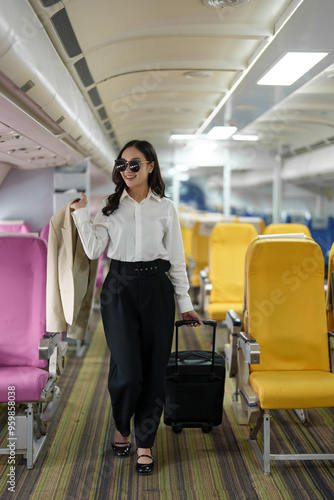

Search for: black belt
xmin=110 ymin=259 xmax=171 ymax=278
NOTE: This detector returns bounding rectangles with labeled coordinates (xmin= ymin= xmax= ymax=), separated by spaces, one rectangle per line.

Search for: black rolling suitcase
xmin=164 ymin=319 xmax=225 ymax=433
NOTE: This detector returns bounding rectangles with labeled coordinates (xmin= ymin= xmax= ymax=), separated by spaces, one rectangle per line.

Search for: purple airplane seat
xmin=0 ymin=222 xmax=33 ymax=233
xmin=0 ymin=234 xmax=64 ymax=468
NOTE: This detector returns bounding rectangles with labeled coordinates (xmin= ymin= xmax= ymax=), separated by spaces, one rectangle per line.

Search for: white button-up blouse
xmin=71 ymin=188 xmax=193 ymax=313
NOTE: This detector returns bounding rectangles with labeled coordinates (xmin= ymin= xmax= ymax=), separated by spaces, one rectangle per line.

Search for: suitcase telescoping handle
xmin=174 ymin=319 xmax=217 ymax=374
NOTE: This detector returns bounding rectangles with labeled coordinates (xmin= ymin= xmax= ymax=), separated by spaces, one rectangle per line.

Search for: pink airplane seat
xmin=40 ymin=223 xmax=49 ymax=243
xmin=0 ymin=234 xmax=65 ymax=468
xmin=0 ymin=221 xmax=33 ymax=233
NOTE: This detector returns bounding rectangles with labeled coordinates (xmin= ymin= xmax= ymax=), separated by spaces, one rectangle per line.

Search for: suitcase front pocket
xmin=164 ymin=378 xmax=224 ymax=425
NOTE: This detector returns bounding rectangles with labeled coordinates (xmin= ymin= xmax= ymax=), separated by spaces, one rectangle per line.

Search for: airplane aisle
xmin=1 ymin=312 xmax=333 ymax=499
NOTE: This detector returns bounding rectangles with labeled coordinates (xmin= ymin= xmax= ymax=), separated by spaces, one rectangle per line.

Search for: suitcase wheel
xmin=201 ymin=425 xmax=212 ymax=433
xmin=172 ymin=424 xmax=183 ymax=433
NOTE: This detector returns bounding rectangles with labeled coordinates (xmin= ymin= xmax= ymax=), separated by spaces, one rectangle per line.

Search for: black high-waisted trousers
xmin=100 ymin=259 xmax=175 ymax=448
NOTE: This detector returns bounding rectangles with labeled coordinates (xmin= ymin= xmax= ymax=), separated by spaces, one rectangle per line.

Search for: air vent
xmin=98 ymin=107 xmax=108 ymax=121
xmin=55 ymin=115 xmax=65 ymax=124
xmin=74 ymin=58 xmax=94 ymax=87
xmin=88 ymin=87 xmax=102 ymax=107
xmin=51 ymin=9 xmax=82 ymax=58
xmin=20 ymin=80 xmax=35 ymax=93
xmin=104 ymin=121 xmax=111 ymax=130
xmin=202 ymin=0 xmax=249 ymax=7
xmin=40 ymin=0 xmax=62 ymax=6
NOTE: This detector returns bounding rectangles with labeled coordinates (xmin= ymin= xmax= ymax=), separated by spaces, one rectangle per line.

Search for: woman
xmin=71 ymin=139 xmax=202 ymax=475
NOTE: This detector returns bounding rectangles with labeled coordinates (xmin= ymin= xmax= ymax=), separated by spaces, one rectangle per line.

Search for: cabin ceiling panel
xmin=84 ymin=37 xmax=259 ymax=83
xmin=64 ymin=0 xmax=288 ymax=49
xmin=96 ymin=70 xmax=234 ymax=101
xmin=0 ymin=0 xmax=323 ymax=190
xmin=107 ymin=92 xmax=219 ymax=118
xmin=27 ymin=0 xmax=292 ymax=155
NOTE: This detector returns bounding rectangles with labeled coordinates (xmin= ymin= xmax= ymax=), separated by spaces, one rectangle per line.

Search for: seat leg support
xmin=250 ymin=410 xmax=264 ymax=440
xmin=250 ymin=409 xmax=334 ymax=475
xmin=294 ymin=409 xmax=309 ymax=425
xmin=263 ymin=410 xmax=271 ymax=475
xmin=250 ymin=410 xmax=271 ymax=475
xmin=26 ymin=404 xmax=34 ymax=469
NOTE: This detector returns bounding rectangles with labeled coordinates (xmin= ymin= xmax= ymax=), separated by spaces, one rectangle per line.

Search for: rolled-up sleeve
xmin=72 ymin=207 xmax=109 ymax=260
xmin=164 ymin=203 xmax=193 ymax=313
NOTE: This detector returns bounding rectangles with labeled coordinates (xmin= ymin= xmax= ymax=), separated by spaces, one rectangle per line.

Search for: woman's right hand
xmin=70 ymin=193 xmax=88 ymax=211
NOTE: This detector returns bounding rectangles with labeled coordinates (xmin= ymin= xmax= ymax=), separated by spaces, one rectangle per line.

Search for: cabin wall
xmin=0 ymin=167 xmax=54 ymax=232
xmin=185 ymin=174 xmax=333 ymax=219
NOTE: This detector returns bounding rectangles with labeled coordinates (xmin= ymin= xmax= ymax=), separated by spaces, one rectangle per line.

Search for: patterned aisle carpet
xmin=0 ymin=317 xmax=334 ymax=500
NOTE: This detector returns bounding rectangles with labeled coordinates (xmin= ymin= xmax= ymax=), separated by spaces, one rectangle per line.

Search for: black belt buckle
xmin=134 ymin=263 xmax=145 ymax=278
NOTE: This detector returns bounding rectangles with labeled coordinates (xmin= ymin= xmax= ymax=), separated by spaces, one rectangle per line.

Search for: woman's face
xmin=120 ymin=146 xmax=154 ymax=190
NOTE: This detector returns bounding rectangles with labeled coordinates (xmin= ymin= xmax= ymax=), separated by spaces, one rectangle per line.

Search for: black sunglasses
xmin=114 ymin=159 xmax=150 ymax=173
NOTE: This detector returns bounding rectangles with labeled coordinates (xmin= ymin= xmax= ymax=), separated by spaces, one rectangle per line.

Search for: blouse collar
xmin=120 ymin=187 xmax=162 ymax=203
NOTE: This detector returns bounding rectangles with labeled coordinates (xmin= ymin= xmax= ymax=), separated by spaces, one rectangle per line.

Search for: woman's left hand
xmin=181 ymin=310 xmax=203 ymax=327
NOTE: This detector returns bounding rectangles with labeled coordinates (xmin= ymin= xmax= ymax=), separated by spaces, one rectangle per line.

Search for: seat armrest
xmin=200 ymin=269 xmax=207 ymax=279
xmin=226 ymin=310 xmax=242 ymax=377
xmin=199 ymin=269 xmax=212 ymax=291
xmin=329 ymin=332 xmax=334 ymax=372
xmin=199 ymin=269 xmax=212 ymax=312
xmin=226 ymin=309 xmax=242 ymax=331
xmin=39 ymin=333 xmax=60 ymax=360
xmin=238 ymin=332 xmax=260 ymax=365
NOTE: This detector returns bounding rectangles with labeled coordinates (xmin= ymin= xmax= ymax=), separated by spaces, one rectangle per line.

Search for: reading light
xmin=257 ymin=51 xmax=329 ymax=86
xmin=206 ymin=126 xmax=237 ymax=140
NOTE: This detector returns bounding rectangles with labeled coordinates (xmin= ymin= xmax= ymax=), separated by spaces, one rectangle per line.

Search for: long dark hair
xmin=102 ymin=140 xmax=166 ymax=216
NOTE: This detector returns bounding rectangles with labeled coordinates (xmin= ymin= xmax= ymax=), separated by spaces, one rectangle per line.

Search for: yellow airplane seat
xmin=204 ymin=222 xmax=257 ymax=321
xmin=263 ymin=223 xmax=311 ymax=237
xmin=189 ymin=218 xmax=221 ymax=289
xmin=226 ymin=234 xmax=334 ymax=474
xmin=326 ymin=242 xmax=334 ymax=332
xmin=179 ymin=213 xmax=196 ymax=267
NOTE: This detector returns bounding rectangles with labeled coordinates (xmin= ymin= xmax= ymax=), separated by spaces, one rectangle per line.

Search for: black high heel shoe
xmin=136 ymin=449 xmax=154 ymax=475
xmin=112 ymin=441 xmax=131 ymax=457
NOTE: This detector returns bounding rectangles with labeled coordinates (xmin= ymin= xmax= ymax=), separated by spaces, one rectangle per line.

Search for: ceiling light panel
xmin=257 ymin=52 xmax=329 ymax=86
xmin=206 ymin=126 xmax=237 ymax=139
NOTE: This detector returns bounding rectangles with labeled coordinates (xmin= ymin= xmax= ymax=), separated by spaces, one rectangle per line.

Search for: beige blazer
xmin=46 ymin=199 xmax=99 ymax=340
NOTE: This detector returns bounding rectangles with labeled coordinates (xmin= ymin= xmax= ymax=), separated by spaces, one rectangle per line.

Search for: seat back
xmin=0 ymin=222 xmax=33 ymax=233
xmin=209 ymin=222 xmax=257 ymax=303
xmin=326 ymin=242 xmax=334 ymax=331
xmin=179 ymin=213 xmax=196 ymax=267
xmin=190 ymin=219 xmax=217 ymax=287
xmin=263 ymin=223 xmax=311 ymax=237
xmin=244 ymin=235 xmax=329 ymax=373
xmin=40 ymin=223 xmax=50 ymax=243
xmin=0 ymin=235 xmax=48 ymax=368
